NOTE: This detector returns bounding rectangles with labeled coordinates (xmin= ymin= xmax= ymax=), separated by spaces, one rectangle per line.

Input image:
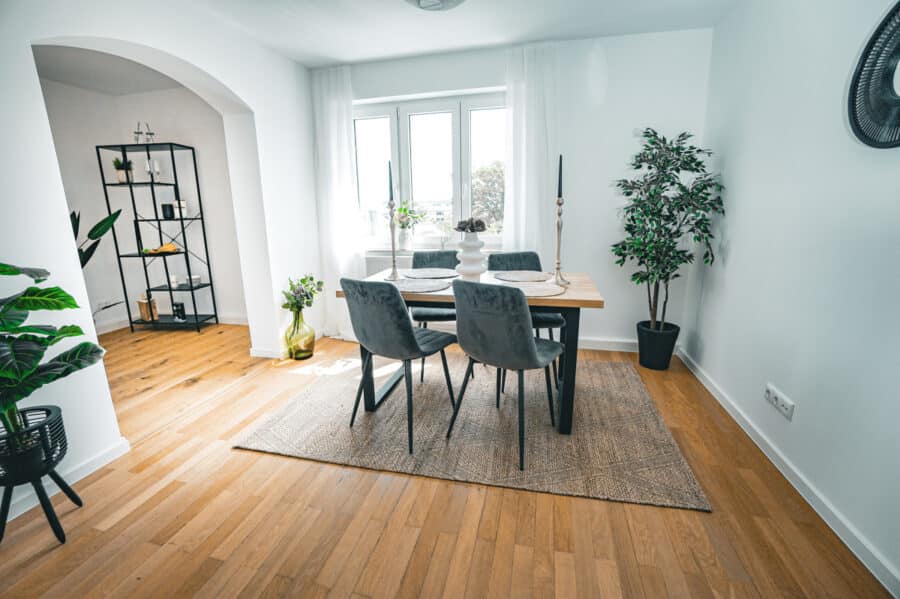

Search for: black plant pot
xmin=0 ymin=406 xmax=82 ymax=544
xmin=636 ymin=321 xmax=680 ymax=371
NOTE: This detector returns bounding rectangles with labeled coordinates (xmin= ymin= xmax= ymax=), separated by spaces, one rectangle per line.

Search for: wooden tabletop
xmin=336 ymin=269 xmax=605 ymax=309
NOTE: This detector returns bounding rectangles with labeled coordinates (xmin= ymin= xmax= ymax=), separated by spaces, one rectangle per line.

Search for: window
xmin=353 ymin=93 xmax=506 ymax=249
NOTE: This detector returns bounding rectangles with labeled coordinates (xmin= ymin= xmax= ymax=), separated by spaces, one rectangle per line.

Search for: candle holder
xmin=384 ymin=163 xmax=400 ymax=281
xmin=554 ymin=195 xmax=570 ymax=286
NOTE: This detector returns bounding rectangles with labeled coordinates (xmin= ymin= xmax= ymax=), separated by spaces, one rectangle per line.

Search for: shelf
xmin=135 ymin=217 xmax=201 ymax=223
xmin=132 ymin=314 xmax=216 ymax=328
xmin=119 ymin=251 xmax=184 ymax=258
xmin=97 ymin=142 xmax=194 ymax=153
xmin=147 ymin=283 xmax=211 ymax=293
xmin=105 ymin=181 xmax=176 ymax=187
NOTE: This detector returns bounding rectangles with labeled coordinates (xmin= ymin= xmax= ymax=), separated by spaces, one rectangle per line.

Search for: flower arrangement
xmin=281 ymin=275 xmax=324 ymax=313
xmin=395 ymin=202 xmax=425 ymax=230
xmin=112 ymin=157 xmax=132 ymax=171
xmin=454 ymin=217 xmax=487 ymax=233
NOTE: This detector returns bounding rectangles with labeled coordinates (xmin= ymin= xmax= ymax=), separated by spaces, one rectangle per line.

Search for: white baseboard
xmin=94 ymin=318 xmax=130 ymax=335
xmin=8 ymin=435 xmax=131 ymax=520
xmin=249 ymin=346 xmax=282 ymax=359
xmin=676 ymin=349 xmax=899 ymax=596
xmin=578 ymin=336 xmax=638 ymax=352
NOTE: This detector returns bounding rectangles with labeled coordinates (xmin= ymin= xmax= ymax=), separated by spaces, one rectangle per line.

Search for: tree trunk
xmin=660 ymin=281 xmax=670 ymax=331
xmin=649 ymin=282 xmax=660 ymax=330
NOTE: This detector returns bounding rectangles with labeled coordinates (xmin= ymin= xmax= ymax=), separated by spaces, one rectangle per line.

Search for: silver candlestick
xmin=554 ymin=195 xmax=570 ymax=286
xmin=384 ymin=162 xmax=400 ymax=281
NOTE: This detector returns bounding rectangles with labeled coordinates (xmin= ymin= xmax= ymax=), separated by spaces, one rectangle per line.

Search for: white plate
xmin=402 ymin=268 xmax=459 ymax=279
xmin=492 ymin=271 xmax=553 ymax=283
xmin=390 ymin=279 xmax=452 ymax=293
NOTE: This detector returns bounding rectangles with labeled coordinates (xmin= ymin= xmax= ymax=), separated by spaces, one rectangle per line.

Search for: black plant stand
xmin=0 ymin=406 xmax=81 ymax=543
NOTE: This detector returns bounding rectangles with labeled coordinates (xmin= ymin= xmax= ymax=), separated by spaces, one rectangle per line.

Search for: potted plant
xmin=454 ymin=217 xmax=487 ymax=281
xmin=395 ymin=202 xmax=424 ymax=251
xmin=281 ymin=275 xmax=324 ymax=360
xmin=112 ymin=157 xmax=133 ymax=183
xmin=612 ymin=128 xmax=724 ymax=370
xmin=0 ymin=262 xmax=105 ymax=541
xmin=70 ymin=209 xmax=124 ymax=318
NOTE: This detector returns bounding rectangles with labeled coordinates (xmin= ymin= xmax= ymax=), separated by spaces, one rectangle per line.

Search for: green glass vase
xmin=285 ymin=310 xmax=315 ymax=360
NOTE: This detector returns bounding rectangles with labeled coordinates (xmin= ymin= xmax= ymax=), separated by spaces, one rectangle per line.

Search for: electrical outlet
xmin=764 ymin=383 xmax=795 ymax=421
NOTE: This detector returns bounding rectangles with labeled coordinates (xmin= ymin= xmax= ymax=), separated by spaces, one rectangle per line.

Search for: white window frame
xmin=353 ymin=91 xmax=505 ymax=250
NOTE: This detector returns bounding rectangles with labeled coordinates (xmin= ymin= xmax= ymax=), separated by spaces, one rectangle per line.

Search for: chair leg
xmin=32 ymin=479 xmax=65 ymax=543
xmin=420 ymin=323 xmax=428 ymax=382
xmin=535 ymin=328 xmax=540 ymax=338
xmin=439 ymin=350 xmax=455 ymax=410
xmin=501 ymin=369 xmax=507 ymax=393
xmin=495 ymin=368 xmax=502 ymax=408
xmin=447 ymin=358 xmax=474 ymax=438
xmin=0 ymin=486 xmax=11 ymax=542
xmin=549 ymin=329 xmax=559 ymax=389
xmin=517 ymin=370 xmax=525 ymax=470
xmin=404 ymin=360 xmax=414 ymax=453
xmin=48 ymin=470 xmax=82 ymax=507
xmin=544 ymin=366 xmax=556 ymax=427
xmin=350 ymin=352 xmax=371 ymax=427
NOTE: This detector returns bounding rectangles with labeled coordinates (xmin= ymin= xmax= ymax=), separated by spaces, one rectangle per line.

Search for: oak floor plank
xmin=0 ymin=325 xmax=885 ymax=599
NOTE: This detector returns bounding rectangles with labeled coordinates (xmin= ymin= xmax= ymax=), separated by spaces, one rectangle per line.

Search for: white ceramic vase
xmin=398 ymin=228 xmax=412 ymax=251
xmin=456 ymin=232 xmax=486 ymax=281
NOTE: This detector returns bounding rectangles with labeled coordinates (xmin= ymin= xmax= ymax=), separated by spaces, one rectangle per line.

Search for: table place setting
xmin=492 ymin=270 xmax=554 ymax=282
xmin=389 ymin=278 xmax=452 ymax=293
xmin=496 ymin=280 xmax=567 ymax=297
xmin=401 ymin=268 xmax=459 ymax=279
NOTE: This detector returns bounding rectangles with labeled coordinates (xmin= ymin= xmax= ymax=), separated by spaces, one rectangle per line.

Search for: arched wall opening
xmin=30 ymin=37 xmax=280 ymax=355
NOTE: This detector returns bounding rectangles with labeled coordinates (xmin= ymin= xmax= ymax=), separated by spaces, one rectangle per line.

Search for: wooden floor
xmin=0 ymin=324 xmax=886 ymax=598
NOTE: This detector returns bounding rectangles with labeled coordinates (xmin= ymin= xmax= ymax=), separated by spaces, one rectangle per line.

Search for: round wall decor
xmin=849 ymin=2 xmax=900 ymax=148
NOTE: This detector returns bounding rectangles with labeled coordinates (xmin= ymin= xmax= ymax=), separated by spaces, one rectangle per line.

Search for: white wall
xmin=40 ymin=78 xmax=248 ymax=332
xmin=684 ymin=0 xmax=900 ymax=592
xmin=0 ymin=0 xmax=319 ymax=518
xmin=350 ymin=29 xmax=714 ymax=348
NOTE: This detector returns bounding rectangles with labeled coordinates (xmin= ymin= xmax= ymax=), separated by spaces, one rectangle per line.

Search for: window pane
xmin=354 ymin=116 xmax=391 ymax=238
xmin=470 ymin=107 xmax=506 ymax=234
xmin=408 ymin=112 xmax=454 ymax=241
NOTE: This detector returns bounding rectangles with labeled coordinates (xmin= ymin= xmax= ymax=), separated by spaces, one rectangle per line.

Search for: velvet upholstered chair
xmin=487 ymin=251 xmax=564 ymax=389
xmin=340 ymin=278 xmax=457 ymax=453
xmin=410 ymin=250 xmax=458 ymax=381
xmin=446 ymin=279 xmax=562 ymax=470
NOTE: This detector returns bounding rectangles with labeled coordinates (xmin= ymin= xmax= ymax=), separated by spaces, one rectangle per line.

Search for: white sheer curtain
xmin=312 ymin=66 xmax=364 ymax=340
xmin=503 ymin=43 xmax=558 ymax=263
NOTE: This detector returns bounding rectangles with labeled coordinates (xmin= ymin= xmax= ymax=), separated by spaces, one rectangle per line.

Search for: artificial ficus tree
xmin=611 ymin=128 xmax=724 ymax=331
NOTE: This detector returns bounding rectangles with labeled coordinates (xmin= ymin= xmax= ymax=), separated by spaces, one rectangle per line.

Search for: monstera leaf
xmin=1 ymin=287 xmax=78 ymax=312
xmin=3 ymin=342 xmax=104 ymax=402
xmin=0 ymin=263 xmax=49 ymax=283
xmin=0 ymin=336 xmax=46 ymax=382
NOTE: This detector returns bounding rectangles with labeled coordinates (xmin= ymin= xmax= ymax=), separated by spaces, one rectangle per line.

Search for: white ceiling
xmin=197 ymin=0 xmax=735 ymax=66
xmin=32 ymin=46 xmax=181 ymax=95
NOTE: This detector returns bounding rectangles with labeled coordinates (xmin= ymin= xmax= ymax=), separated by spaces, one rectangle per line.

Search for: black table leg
xmin=360 ymin=345 xmax=405 ymax=412
xmin=557 ymin=307 xmax=581 ymax=434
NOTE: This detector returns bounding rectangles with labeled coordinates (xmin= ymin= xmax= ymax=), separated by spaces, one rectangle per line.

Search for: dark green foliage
xmin=471 ymin=160 xmax=505 ymax=232
xmin=611 ymin=128 xmax=724 ymax=331
xmin=71 ymin=209 xmax=121 ymax=267
xmin=0 ymin=263 xmax=104 ymax=437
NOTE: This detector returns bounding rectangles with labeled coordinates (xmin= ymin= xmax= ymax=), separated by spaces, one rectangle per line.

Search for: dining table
xmin=335 ymin=269 xmax=605 ymax=434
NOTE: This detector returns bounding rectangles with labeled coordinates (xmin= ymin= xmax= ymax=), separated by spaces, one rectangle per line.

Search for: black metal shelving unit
xmin=95 ymin=142 xmax=218 ymax=332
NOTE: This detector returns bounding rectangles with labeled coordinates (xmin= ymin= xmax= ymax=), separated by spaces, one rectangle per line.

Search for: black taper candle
xmin=557 ymin=154 xmax=563 ymax=198
xmin=388 ymin=160 xmax=394 ymax=202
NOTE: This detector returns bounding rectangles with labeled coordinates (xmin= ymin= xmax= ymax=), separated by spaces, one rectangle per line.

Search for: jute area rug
xmin=236 ymin=354 xmax=710 ymax=512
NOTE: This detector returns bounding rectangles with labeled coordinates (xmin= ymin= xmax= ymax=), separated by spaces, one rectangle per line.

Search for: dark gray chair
xmin=446 ymin=279 xmax=562 ymax=470
xmin=487 ymin=251 xmax=564 ymax=389
xmin=340 ymin=278 xmax=457 ymax=453
xmin=410 ymin=250 xmax=458 ymax=381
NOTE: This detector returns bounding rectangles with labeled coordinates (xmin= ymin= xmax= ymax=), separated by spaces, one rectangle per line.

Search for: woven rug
xmin=236 ymin=355 xmax=710 ymax=511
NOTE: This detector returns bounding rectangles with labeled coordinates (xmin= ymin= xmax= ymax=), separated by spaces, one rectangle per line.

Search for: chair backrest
xmin=412 ymin=250 xmax=458 ymax=269
xmin=340 ymin=278 xmax=420 ymax=360
xmin=452 ymin=279 xmax=541 ymax=370
xmin=487 ymin=251 xmax=542 ymax=271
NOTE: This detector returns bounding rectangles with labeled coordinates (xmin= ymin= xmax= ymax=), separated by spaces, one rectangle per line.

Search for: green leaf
xmin=70 ymin=211 xmax=80 ymax=239
xmin=8 ymin=287 xmax=78 ymax=312
xmin=79 ymin=240 xmax=101 ymax=267
xmin=0 ymin=263 xmax=49 ymax=283
xmin=87 ymin=209 xmax=121 ymax=240
xmin=0 ymin=324 xmax=83 ymax=341
xmin=4 ymin=341 xmax=105 ymax=402
xmin=0 ymin=309 xmax=26 ymax=330
xmin=0 ymin=337 xmax=45 ymax=381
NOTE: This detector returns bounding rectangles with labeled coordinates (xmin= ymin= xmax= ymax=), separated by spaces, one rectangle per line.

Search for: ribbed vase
xmin=455 ymin=232 xmax=486 ymax=281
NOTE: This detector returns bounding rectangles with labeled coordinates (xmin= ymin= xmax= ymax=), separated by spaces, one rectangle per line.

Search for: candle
xmin=388 ymin=161 xmax=394 ymax=203
xmin=557 ymin=154 xmax=563 ymax=198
